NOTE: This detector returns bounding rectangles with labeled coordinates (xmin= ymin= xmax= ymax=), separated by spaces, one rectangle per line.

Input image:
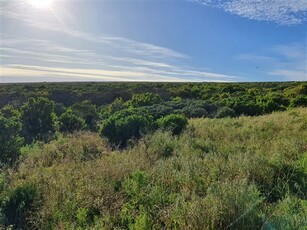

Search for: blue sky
xmin=0 ymin=0 xmax=306 ymax=82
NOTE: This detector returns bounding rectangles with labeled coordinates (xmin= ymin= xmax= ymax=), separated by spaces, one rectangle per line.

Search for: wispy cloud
xmin=0 ymin=1 xmax=241 ymax=82
xmin=0 ymin=34 xmax=239 ymax=82
xmin=1 ymin=63 xmax=238 ymax=82
xmin=193 ymin=0 xmax=307 ymax=25
xmin=0 ymin=2 xmax=186 ymax=60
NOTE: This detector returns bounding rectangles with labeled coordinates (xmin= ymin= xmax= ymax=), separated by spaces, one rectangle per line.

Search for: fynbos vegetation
xmin=0 ymin=82 xmax=306 ymax=229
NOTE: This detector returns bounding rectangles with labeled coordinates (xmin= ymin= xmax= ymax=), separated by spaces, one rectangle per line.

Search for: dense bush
xmin=70 ymin=100 xmax=99 ymax=132
xmin=20 ymin=97 xmax=57 ymax=143
xmin=1 ymin=82 xmax=305 ymax=119
xmin=54 ymin=102 xmax=66 ymax=117
xmin=157 ymin=114 xmax=188 ymax=135
xmin=215 ymin=107 xmax=236 ymax=118
xmin=101 ymin=108 xmax=154 ymax=147
xmin=100 ymin=97 xmax=127 ymax=119
xmin=59 ymin=109 xmax=86 ymax=133
xmin=0 ymin=184 xmax=38 ymax=229
xmin=0 ymin=105 xmax=20 ymax=118
xmin=128 ymin=93 xmax=163 ymax=107
xmin=176 ymin=100 xmax=217 ymax=118
xmin=143 ymin=104 xmax=173 ymax=119
xmin=289 ymin=95 xmax=307 ymax=107
xmin=0 ymin=116 xmax=24 ymax=166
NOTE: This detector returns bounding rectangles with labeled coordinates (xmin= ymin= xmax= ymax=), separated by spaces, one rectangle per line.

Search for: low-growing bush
xmin=0 ymin=115 xmax=24 ymax=166
xmin=70 ymin=100 xmax=99 ymax=132
xmin=215 ymin=106 xmax=236 ymax=118
xmin=59 ymin=109 xmax=86 ymax=133
xmin=20 ymin=97 xmax=58 ymax=144
xmin=289 ymin=95 xmax=307 ymax=108
xmin=101 ymin=108 xmax=154 ymax=147
xmin=127 ymin=93 xmax=163 ymax=107
xmin=0 ymin=184 xmax=38 ymax=230
xmin=157 ymin=114 xmax=188 ymax=135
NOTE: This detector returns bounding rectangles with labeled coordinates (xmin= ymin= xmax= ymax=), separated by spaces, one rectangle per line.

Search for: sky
xmin=0 ymin=0 xmax=306 ymax=82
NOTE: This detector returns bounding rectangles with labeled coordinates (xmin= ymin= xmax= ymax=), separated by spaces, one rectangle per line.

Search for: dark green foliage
xmin=0 ymin=82 xmax=306 ymax=119
xmin=100 ymin=97 xmax=127 ymax=119
xmin=0 ymin=105 xmax=20 ymax=119
xmin=176 ymin=100 xmax=218 ymax=118
xmin=0 ymin=116 xmax=24 ymax=166
xmin=128 ymin=93 xmax=163 ymax=107
xmin=0 ymin=184 xmax=38 ymax=230
xmin=59 ymin=109 xmax=86 ymax=133
xmin=180 ymin=106 xmax=208 ymax=118
xmin=101 ymin=108 xmax=154 ymax=147
xmin=215 ymin=107 xmax=236 ymax=118
xmin=54 ymin=103 xmax=66 ymax=117
xmin=222 ymin=96 xmax=263 ymax=116
xmin=143 ymin=104 xmax=173 ymax=119
xmin=157 ymin=114 xmax=188 ymax=135
xmin=70 ymin=100 xmax=99 ymax=132
xmin=295 ymin=83 xmax=307 ymax=95
xmin=256 ymin=93 xmax=289 ymax=113
xmin=21 ymin=97 xmax=57 ymax=144
xmin=289 ymin=95 xmax=307 ymax=107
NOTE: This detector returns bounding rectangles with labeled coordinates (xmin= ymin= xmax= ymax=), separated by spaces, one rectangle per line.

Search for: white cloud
xmin=193 ymin=0 xmax=307 ymax=25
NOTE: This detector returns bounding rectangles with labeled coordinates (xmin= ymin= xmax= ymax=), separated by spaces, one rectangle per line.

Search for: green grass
xmin=1 ymin=108 xmax=306 ymax=229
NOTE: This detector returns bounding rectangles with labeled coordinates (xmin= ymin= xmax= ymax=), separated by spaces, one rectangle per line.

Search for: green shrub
xmin=157 ymin=114 xmax=188 ymax=135
xmin=175 ymin=100 xmax=218 ymax=118
xmin=143 ymin=104 xmax=173 ymax=119
xmin=20 ymin=97 xmax=58 ymax=143
xmin=180 ymin=107 xmax=208 ymax=118
xmin=124 ymin=170 xmax=149 ymax=198
xmin=0 ymin=105 xmax=20 ymax=118
xmin=0 ymin=184 xmax=38 ymax=229
xmin=289 ymin=95 xmax=307 ymax=108
xmin=70 ymin=100 xmax=99 ymax=132
xmin=59 ymin=109 xmax=86 ymax=133
xmin=101 ymin=108 xmax=153 ymax=147
xmin=128 ymin=93 xmax=163 ymax=107
xmin=215 ymin=107 xmax=236 ymax=118
xmin=100 ymin=97 xmax=128 ymax=119
xmin=54 ymin=103 xmax=66 ymax=117
xmin=0 ymin=115 xmax=24 ymax=166
xmin=256 ymin=94 xmax=288 ymax=113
